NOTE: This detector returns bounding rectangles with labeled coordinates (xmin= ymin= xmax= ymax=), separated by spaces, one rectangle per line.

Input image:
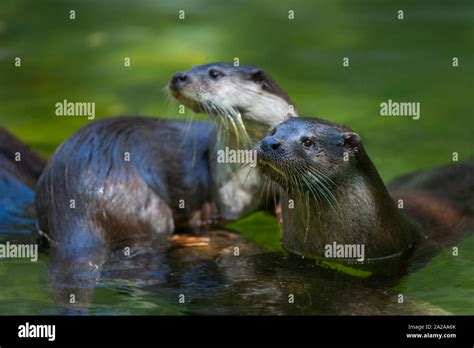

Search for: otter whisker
xmin=182 ymin=110 xmax=195 ymax=141
xmin=304 ymin=191 xmax=310 ymax=244
xmin=269 ymin=178 xmax=279 ymax=212
xmin=283 ymin=164 xmax=307 ymax=202
xmin=221 ymin=106 xmax=246 ymax=148
xmin=204 ymin=101 xmax=232 ymax=149
xmin=201 ymin=102 xmax=230 ymax=162
xmin=294 ymin=166 xmax=322 ymax=215
xmin=306 ymin=166 xmax=340 ymax=207
xmin=207 ymin=101 xmax=237 ymax=148
xmin=178 ymin=111 xmax=199 ymax=163
xmin=307 ymin=163 xmax=338 ymax=187
xmin=281 ymin=162 xmax=325 ymax=222
xmin=258 ymin=172 xmax=277 ymax=211
xmin=230 ymin=107 xmax=251 ymax=146
xmin=304 ymin=170 xmax=335 ymax=209
xmin=305 ymin=168 xmax=341 ymax=213
xmin=208 ymin=99 xmax=252 ymax=149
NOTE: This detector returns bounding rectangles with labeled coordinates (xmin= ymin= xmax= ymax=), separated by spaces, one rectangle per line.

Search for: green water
xmin=0 ymin=0 xmax=473 ymax=315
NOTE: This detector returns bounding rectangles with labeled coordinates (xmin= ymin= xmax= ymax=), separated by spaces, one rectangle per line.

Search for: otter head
xmin=256 ymin=117 xmax=362 ymax=192
xmin=169 ymin=63 xmax=295 ymax=134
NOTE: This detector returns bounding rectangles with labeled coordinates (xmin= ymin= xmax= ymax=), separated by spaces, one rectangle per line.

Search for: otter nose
xmin=261 ymin=137 xmax=281 ymax=151
xmin=170 ymin=72 xmax=189 ymax=89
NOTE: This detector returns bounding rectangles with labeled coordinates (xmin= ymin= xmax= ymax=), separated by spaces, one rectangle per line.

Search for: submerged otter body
xmin=0 ymin=128 xmax=45 ymax=187
xmin=36 ymin=63 xmax=295 ymax=247
xmin=389 ymin=161 xmax=474 ymax=252
xmin=0 ymin=128 xmax=46 ymax=233
xmin=256 ymin=117 xmax=473 ymax=274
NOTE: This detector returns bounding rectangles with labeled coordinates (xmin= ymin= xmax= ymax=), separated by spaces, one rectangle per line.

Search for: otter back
xmin=35 ymin=117 xmax=216 ymax=248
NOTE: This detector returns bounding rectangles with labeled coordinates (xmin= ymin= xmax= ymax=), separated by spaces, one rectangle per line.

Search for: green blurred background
xmin=1 ymin=0 xmax=472 ymax=180
xmin=0 ymin=0 xmax=473 ymax=314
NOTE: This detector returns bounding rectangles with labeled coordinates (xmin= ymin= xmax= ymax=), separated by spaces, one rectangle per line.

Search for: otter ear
xmin=341 ymin=132 xmax=361 ymax=151
xmin=249 ymin=69 xmax=266 ymax=83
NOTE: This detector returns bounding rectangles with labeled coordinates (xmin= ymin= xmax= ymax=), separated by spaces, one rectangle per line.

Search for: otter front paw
xmin=169 ymin=234 xmax=210 ymax=248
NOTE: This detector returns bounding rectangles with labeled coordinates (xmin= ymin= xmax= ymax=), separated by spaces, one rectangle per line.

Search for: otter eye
xmin=269 ymin=127 xmax=276 ymax=136
xmin=301 ymin=138 xmax=314 ymax=148
xmin=209 ymin=69 xmax=223 ymax=80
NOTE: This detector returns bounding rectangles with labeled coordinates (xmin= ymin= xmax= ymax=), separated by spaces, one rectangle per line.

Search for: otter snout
xmin=256 ymin=137 xmax=287 ymax=180
xmin=256 ymin=137 xmax=284 ymax=168
xmin=260 ymin=137 xmax=281 ymax=151
xmin=169 ymin=72 xmax=190 ymax=91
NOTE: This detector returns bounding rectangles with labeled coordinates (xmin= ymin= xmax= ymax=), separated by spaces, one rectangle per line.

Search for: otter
xmin=169 ymin=63 xmax=296 ymax=221
xmin=36 ymin=63 xmax=295 ymax=248
xmin=256 ymin=117 xmax=473 ymax=275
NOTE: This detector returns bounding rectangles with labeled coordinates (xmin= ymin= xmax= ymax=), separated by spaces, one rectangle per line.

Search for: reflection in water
xmin=46 ymin=231 xmax=447 ymax=315
xmin=48 ymin=245 xmax=107 ymax=314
